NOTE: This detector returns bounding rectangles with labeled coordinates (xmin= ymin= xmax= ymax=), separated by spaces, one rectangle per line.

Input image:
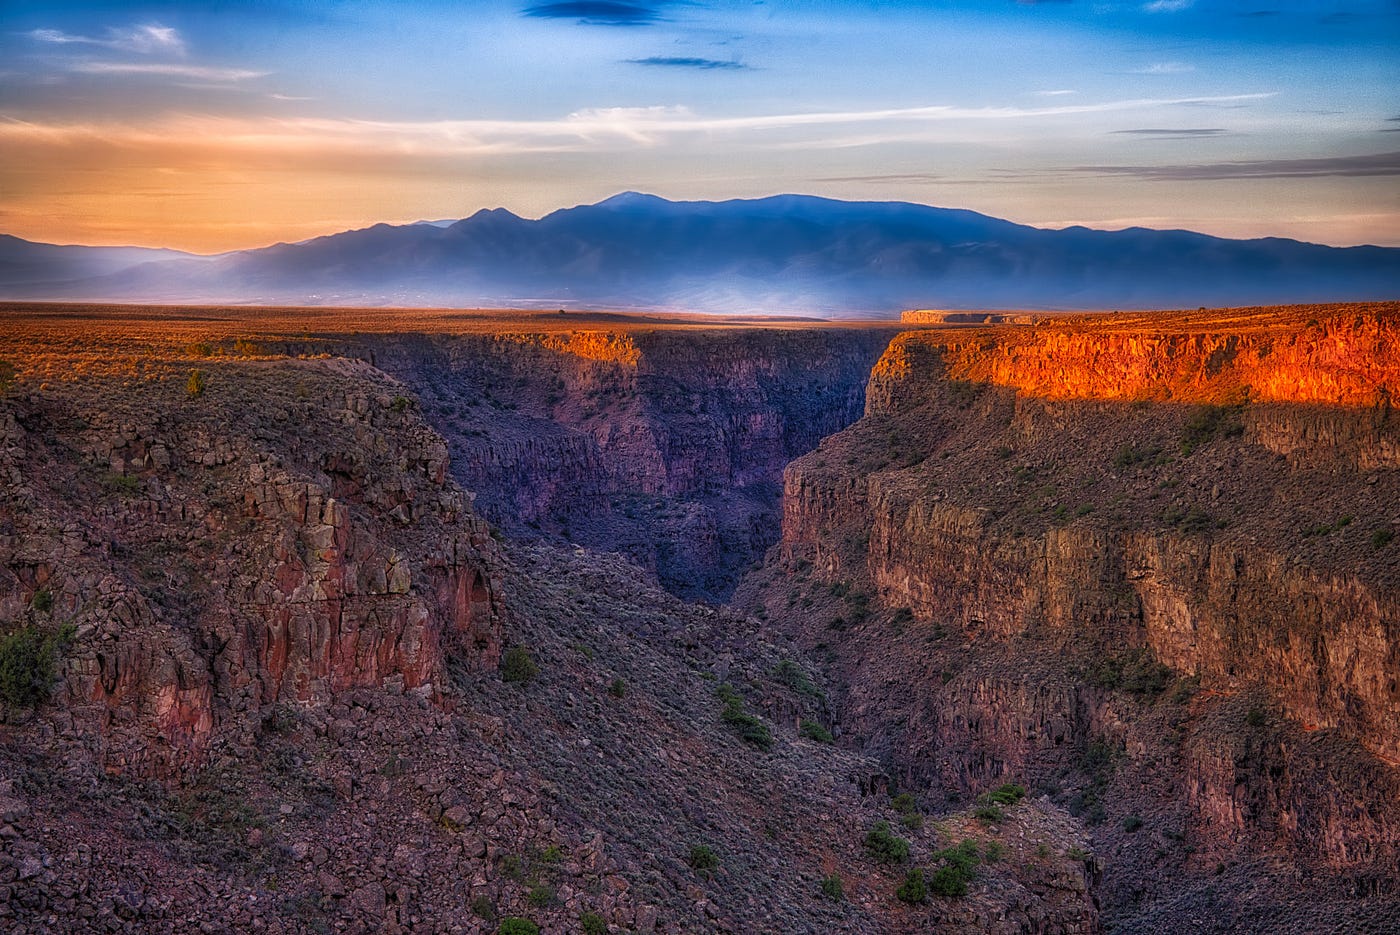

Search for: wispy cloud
xmin=71 ymin=62 xmax=267 ymax=82
xmin=1112 ymin=127 xmax=1227 ymax=139
xmin=1035 ymin=90 xmax=1078 ymax=97
xmin=1132 ymin=62 xmax=1194 ymax=74
xmin=25 ymin=24 xmax=185 ymax=56
xmin=1144 ymin=0 xmax=1194 ymax=12
xmin=626 ymin=56 xmax=746 ymax=70
xmin=0 ymin=94 xmax=1278 ymax=160
xmin=522 ymin=2 xmax=663 ymax=26
xmin=1076 ymin=151 xmax=1400 ymax=181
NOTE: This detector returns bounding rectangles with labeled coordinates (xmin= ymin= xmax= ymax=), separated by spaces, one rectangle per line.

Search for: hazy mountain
xmin=2 ymin=193 xmax=1396 ymax=313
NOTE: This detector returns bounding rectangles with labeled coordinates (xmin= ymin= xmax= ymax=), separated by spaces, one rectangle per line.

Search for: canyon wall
xmin=0 ymin=359 xmax=504 ymax=778
xmin=746 ymin=304 xmax=1400 ymax=922
xmin=286 ymin=327 xmax=897 ymax=599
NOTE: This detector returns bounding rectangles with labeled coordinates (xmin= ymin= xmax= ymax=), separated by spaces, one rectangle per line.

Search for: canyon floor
xmin=0 ymin=302 xmax=1396 ymax=934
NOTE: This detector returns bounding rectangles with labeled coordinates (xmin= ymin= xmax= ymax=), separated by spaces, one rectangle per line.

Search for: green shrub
xmin=799 ymin=719 xmax=833 ymax=743
xmin=500 ymin=647 xmax=539 ymax=683
xmin=0 ymin=624 xmax=73 ymax=708
xmin=716 ymin=684 xmax=771 ymax=749
xmin=30 ymin=589 xmax=54 ymax=614
xmin=973 ymin=804 xmax=1004 ymax=823
xmin=1373 ymin=528 xmax=1394 ymax=549
xmin=900 ymin=812 xmax=924 ymax=831
xmin=186 ymin=368 xmax=206 ymax=398
xmin=497 ymin=919 xmax=539 ymax=935
xmin=980 ymin=783 xmax=1026 ymax=806
xmin=580 ymin=911 xmax=607 ymax=935
xmin=820 ymin=874 xmax=844 ymax=900
xmin=863 ymin=821 xmax=910 ymax=864
xmin=891 ymin=792 xmax=917 ymax=814
xmin=470 ymin=895 xmax=495 ymax=921
xmin=1123 ymin=816 xmax=1144 ymax=833
xmin=984 ymin=841 xmax=1005 ymax=862
xmin=773 ymin=659 xmax=823 ymax=698
xmin=390 ymin=395 xmax=411 ymax=412
xmin=688 ymin=844 xmax=719 ymax=872
xmin=896 ymin=868 xmax=927 ymax=904
xmin=526 ymin=884 xmax=554 ymax=908
xmin=607 ymin=677 xmax=627 ymax=698
xmin=928 ymin=840 xmax=981 ymax=897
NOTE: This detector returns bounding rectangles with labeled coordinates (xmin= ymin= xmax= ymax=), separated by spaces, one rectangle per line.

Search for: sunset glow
xmin=2 ymin=1 xmax=1397 ymax=252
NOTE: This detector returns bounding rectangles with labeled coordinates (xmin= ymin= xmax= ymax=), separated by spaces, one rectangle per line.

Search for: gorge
xmin=0 ymin=301 xmax=1395 ymax=934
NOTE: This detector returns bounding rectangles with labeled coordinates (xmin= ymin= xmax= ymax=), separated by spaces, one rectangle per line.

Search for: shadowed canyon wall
xmin=282 ymin=327 xmax=898 ymax=600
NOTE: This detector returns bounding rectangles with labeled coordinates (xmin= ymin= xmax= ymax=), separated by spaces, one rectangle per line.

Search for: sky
xmin=1 ymin=0 xmax=1397 ymax=253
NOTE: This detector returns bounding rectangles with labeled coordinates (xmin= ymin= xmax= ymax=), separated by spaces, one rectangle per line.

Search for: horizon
xmin=10 ymin=189 xmax=1400 ymax=257
xmin=2 ymin=1 xmax=1397 ymax=253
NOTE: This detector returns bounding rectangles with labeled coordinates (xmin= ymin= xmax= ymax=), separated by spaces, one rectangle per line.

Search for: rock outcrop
xmin=0 ymin=359 xmax=504 ymax=778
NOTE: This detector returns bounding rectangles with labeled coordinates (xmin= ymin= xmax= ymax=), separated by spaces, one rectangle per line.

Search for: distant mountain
xmin=2 ymin=193 xmax=1396 ymax=314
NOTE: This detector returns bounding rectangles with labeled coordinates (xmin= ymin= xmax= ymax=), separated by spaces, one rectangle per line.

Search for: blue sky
xmin=1 ymin=0 xmax=1397 ymax=250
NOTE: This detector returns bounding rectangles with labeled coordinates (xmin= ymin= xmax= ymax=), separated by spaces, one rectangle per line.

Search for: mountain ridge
xmin=2 ymin=193 xmax=1396 ymax=314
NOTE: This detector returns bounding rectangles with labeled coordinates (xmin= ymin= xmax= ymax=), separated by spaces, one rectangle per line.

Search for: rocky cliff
xmin=741 ymin=303 xmax=1400 ymax=931
xmin=285 ymin=326 xmax=896 ymax=599
xmin=0 ymin=358 xmax=504 ymax=778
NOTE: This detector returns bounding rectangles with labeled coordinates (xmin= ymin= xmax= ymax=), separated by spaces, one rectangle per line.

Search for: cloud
xmin=1035 ymin=90 xmax=1078 ymax=97
xmin=72 ymin=62 xmax=268 ymax=82
xmin=522 ymin=2 xmax=662 ymax=25
xmin=0 ymin=94 xmax=1277 ymax=162
xmin=626 ymin=56 xmax=746 ymax=70
xmin=1076 ymin=151 xmax=1400 ymax=181
xmin=1132 ymin=62 xmax=1194 ymax=74
xmin=814 ymin=173 xmax=947 ymax=184
xmin=1144 ymin=0 xmax=1194 ymax=11
xmin=1111 ymin=128 xmax=1227 ymax=139
xmin=25 ymin=24 xmax=186 ymax=56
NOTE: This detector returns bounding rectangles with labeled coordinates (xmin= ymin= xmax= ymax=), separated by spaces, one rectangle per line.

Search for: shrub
xmin=984 ymin=841 xmax=1006 ymax=862
xmin=973 ymin=804 xmax=1004 ymax=823
xmin=0 ymin=624 xmax=73 ymax=708
xmin=896 ymin=868 xmax=927 ymax=904
xmin=864 ymin=821 xmax=910 ymax=864
xmin=773 ymin=659 xmax=823 ymax=699
xmin=232 ymin=339 xmax=261 ymax=357
xmin=1245 ymin=705 xmax=1267 ymax=728
xmin=820 ymin=874 xmax=844 ymax=900
xmin=526 ymin=884 xmax=554 ymax=908
xmin=30 ymin=589 xmax=54 ymax=614
xmin=980 ymin=783 xmax=1025 ymax=806
xmin=716 ymin=684 xmax=772 ymax=749
xmin=186 ymin=368 xmax=206 ymax=398
xmin=1373 ymin=528 xmax=1394 ymax=550
xmin=688 ymin=844 xmax=719 ymax=872
xmin=390 ymin=395 xmax=411 ymax=413
xmin=607 ymin=677 xmax=627 ymax=699
xmin=928 ymin=840 xmax=981 ymax=897
xmin=891 ymin=792 xmax=917 ymax=814
xmin=0 ymin=360 xmax=15 ymax=396
xmin=1123 ymin=816 xmax=1144 ymax=833
xmin=498 ymin=919 xmax=539 ymax=935
xmin=799 ymin=719 xmax=833 ymax=744
xmin=500 ymin=647 xmax=539 ymax=684
xmin=580 ymin=911 xmax=607 ymax=935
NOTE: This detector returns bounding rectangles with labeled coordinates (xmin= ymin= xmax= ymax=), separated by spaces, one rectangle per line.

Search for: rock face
xmin=0 ymin=359 xmax=504 ymax=777
xmin=743 ymin=304 xmax=1400 ymax=930
xmin=303 ymin=327 xmax=896 ymax=599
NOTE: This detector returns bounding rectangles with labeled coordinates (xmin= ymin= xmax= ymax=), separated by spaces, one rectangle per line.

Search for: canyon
xmin=0 ymin=301 xmax=1395 ymax=933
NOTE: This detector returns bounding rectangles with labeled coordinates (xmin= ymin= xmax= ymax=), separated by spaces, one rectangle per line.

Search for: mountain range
xmin=2 ymin=192 xmax=1396 ymax=314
